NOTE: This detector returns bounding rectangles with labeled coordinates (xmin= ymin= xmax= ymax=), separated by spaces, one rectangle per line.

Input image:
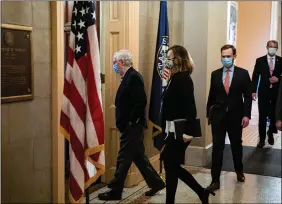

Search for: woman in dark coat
xmin=160 ymin=45 xmax=215 ymax=204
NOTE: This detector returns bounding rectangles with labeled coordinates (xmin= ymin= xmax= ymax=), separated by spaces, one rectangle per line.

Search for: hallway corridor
xmin=226 ymin=101 xmax=281 ymax=149
xmin=88 ymin=102 xmax=281 ymax=203
xmin=89 ymin=166 xmax=281 ymax=203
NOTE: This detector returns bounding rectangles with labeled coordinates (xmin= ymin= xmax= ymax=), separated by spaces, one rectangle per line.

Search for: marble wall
xmin=183 ymin=1 xmax=228 ymax=166
xmin=1 ymin=2 xmax=52 ymax=203
xmin=236 ymin=1 xmax=272 ymax=75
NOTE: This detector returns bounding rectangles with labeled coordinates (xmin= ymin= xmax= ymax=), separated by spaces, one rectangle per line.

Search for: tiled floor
xmin=226 ymin=101 xmax=281 ymax=149
xmin=89 ymin=101 xmax=281 ymax=203
xmin=89 ymin=166 xmax=282 ymax=203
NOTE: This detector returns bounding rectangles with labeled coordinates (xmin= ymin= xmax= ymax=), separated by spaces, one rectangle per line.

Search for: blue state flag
xmin=149 ymin=0 xmax=169 ymax=151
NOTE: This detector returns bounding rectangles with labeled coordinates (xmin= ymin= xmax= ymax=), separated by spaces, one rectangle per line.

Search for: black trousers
xmin=109 ymin=123 xmax=164 ymax=193
xmin=211 ymin=115 xmax=243 ymax=182
xmin=163 ymin=135 xmax=204 ymax=204
xmin=258 ymin=88 xmax=278 ymax=142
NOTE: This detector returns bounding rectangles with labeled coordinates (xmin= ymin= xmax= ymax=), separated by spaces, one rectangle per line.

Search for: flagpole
xmin=85 ymin=188 xmax=90 ymax=204
xmin=148 ymin=0 xmax=168 ymax=183
xmin=160 ymin=160 xmax=163 ymax=174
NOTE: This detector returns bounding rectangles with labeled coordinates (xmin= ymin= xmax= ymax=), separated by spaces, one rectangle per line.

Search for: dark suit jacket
xmin=252 ymin=55 xmax=282 ymax=97
xmin=276 ymin=79 xmax=282 ymax=121
xmin=207 ymin=66 xmax=252 ymax=124
xmin=162 ymin=70 xmax=197 ymax=122
xmin=115 ymin=67 xmax=146 ymax=133
xmin=161 ymin=70 xmax=197 ymax=164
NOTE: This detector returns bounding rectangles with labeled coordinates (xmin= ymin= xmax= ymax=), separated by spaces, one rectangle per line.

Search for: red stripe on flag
xmin=63 ymin=79 xmax=71 ymax=99
xmin=69 ymin=126 xmax=86 ymax=169
xmin=69 ymin=172 xmax=83 ymax=202
xmin=90 ymin=152 xmax=100 ymax=163
xmin=60 ymin=111 xmax=70 ymax=133
xmin=86 ymin=35 xmax=104 ymax=145
xmin=68 ymin=47 xmax=74 ymax=67
xmin=76 ymin=55 xmax=88 ymax=80
xmin=69 ymin=82 xmax=86 ymax=123
xmin=69 ymin=125 xmax=90 ymax=182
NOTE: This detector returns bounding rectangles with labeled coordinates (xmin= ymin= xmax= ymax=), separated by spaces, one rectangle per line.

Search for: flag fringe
xmin=61 ymin=126 xmax=105 ymax=203
xmin=148 ymin=120 xmax=162 ymax=137
xmin=84 ymin=144 xmax=104 ymax=158
xmin=61 ymin=126 xmax=70 ymax=142
xmin=69 ymin=190 xmax=84 ymax=204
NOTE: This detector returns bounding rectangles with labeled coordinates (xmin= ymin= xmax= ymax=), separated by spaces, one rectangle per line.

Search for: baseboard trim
xmin=185 ymin=144 xmax=213 ymax=167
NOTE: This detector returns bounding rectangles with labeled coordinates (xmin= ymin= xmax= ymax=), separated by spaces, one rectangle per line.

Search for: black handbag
xmin=173 ymin=118 xmax=202 ymax=140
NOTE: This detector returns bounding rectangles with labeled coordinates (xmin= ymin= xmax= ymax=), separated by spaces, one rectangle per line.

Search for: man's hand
xmin=276 ymin=120 xmax=282 ymax=131
xmin=241 ymin=117 xmax=249 ymax=128
xmin=270 ymin=76 xmax=279 ymax=84
xmin=252 ymin=93 xmax=257 ymax=101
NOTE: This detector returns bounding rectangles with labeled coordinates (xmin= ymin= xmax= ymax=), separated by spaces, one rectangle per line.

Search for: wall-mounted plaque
xmin=1 ymin=24 xmax=33 ymax=103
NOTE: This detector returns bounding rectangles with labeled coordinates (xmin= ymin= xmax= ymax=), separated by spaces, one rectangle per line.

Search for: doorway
xmin=51 ymin=1 xmax=142 ymax=203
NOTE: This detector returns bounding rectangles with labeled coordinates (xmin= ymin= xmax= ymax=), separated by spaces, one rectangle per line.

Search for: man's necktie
xmin=269 ymin=57 xmax=274 ymax=88
xmin=224 ymin=69 xmax=230 ymax=94
xmin=269 ymin=57 xmax=274 ymax=75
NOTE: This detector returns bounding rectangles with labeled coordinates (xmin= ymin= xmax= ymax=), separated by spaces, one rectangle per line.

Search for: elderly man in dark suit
xmin=206 ymin=44 xmax=252 ymax=192
xmin=98 ymin=50 xmax=165 ymax=201
xmin=276 ymin=79 xmax=282 ymax=131
xmin=252 ymin=40 xmax=282 ymax=148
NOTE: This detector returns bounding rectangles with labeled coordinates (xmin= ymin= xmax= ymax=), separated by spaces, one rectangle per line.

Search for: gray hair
xmin=113 ymin=50 xmax=133 ymax=67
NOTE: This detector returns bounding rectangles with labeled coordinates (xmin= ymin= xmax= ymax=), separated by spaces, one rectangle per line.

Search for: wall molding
xmin=185 ymin=144 xmax=213 ymax=167
xmin=50 ymin=2 xmax=65 ymax=203
xmin=270 ymin=1 xmax=279 ymax=40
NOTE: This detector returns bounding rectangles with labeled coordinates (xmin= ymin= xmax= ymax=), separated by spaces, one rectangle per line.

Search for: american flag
xmin=60 ymin=1 xmax=105 ymax=203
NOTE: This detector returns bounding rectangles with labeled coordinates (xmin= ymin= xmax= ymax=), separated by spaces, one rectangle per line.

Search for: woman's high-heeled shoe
xmin=200 ymin=188 xmax=215 ymax=204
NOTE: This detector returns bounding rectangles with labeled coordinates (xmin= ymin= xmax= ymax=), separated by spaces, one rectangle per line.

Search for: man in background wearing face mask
xmin=98 ymin=50 xmax=165 ymax=201
xmin=252 ymin=40 xmax=282 ymax=148
xmin=206 ymin=44 xmax=252 ymax=192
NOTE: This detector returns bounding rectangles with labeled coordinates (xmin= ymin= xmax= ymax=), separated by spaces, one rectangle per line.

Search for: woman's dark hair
xmin=167 ymin=45 xmax=194 ymax=75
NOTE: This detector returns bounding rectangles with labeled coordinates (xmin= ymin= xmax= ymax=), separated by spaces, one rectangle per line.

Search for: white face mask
xmin=268 ymin=48 xmax=277 ymax=56
xmin=165 ymin=59 xmax=175 ymax=69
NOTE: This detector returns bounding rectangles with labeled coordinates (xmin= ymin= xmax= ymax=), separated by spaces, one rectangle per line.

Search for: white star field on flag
xmin=71 ymin=1 xmax=97 ymax=57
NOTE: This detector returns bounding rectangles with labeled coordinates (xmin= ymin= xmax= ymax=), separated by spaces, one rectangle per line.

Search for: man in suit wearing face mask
xmin=252 ymin=40 xmax=282 ymax=148
xmin=206 ymin=44 xmax=252 ymax=192
xmin=98 ymin=50 xmax=165 ymax=201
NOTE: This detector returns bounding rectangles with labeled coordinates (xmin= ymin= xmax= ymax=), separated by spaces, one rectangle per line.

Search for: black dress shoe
xmin=257 ymin=142 xmax=265 ymax=148
xmin=268 ymin=132 xmax=274 ymax=145
xmin=200 ymin=188 xmax=215 ymax=204
xmin=206 ymin=182 xmax=220 ymax=192
xmin=145 ymin=184 xmax=165 ymax=196
xmin=236 ymin=171 xmax=245 ymax=182
xmin=98 ymin=190 xmax=122 ymax=200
